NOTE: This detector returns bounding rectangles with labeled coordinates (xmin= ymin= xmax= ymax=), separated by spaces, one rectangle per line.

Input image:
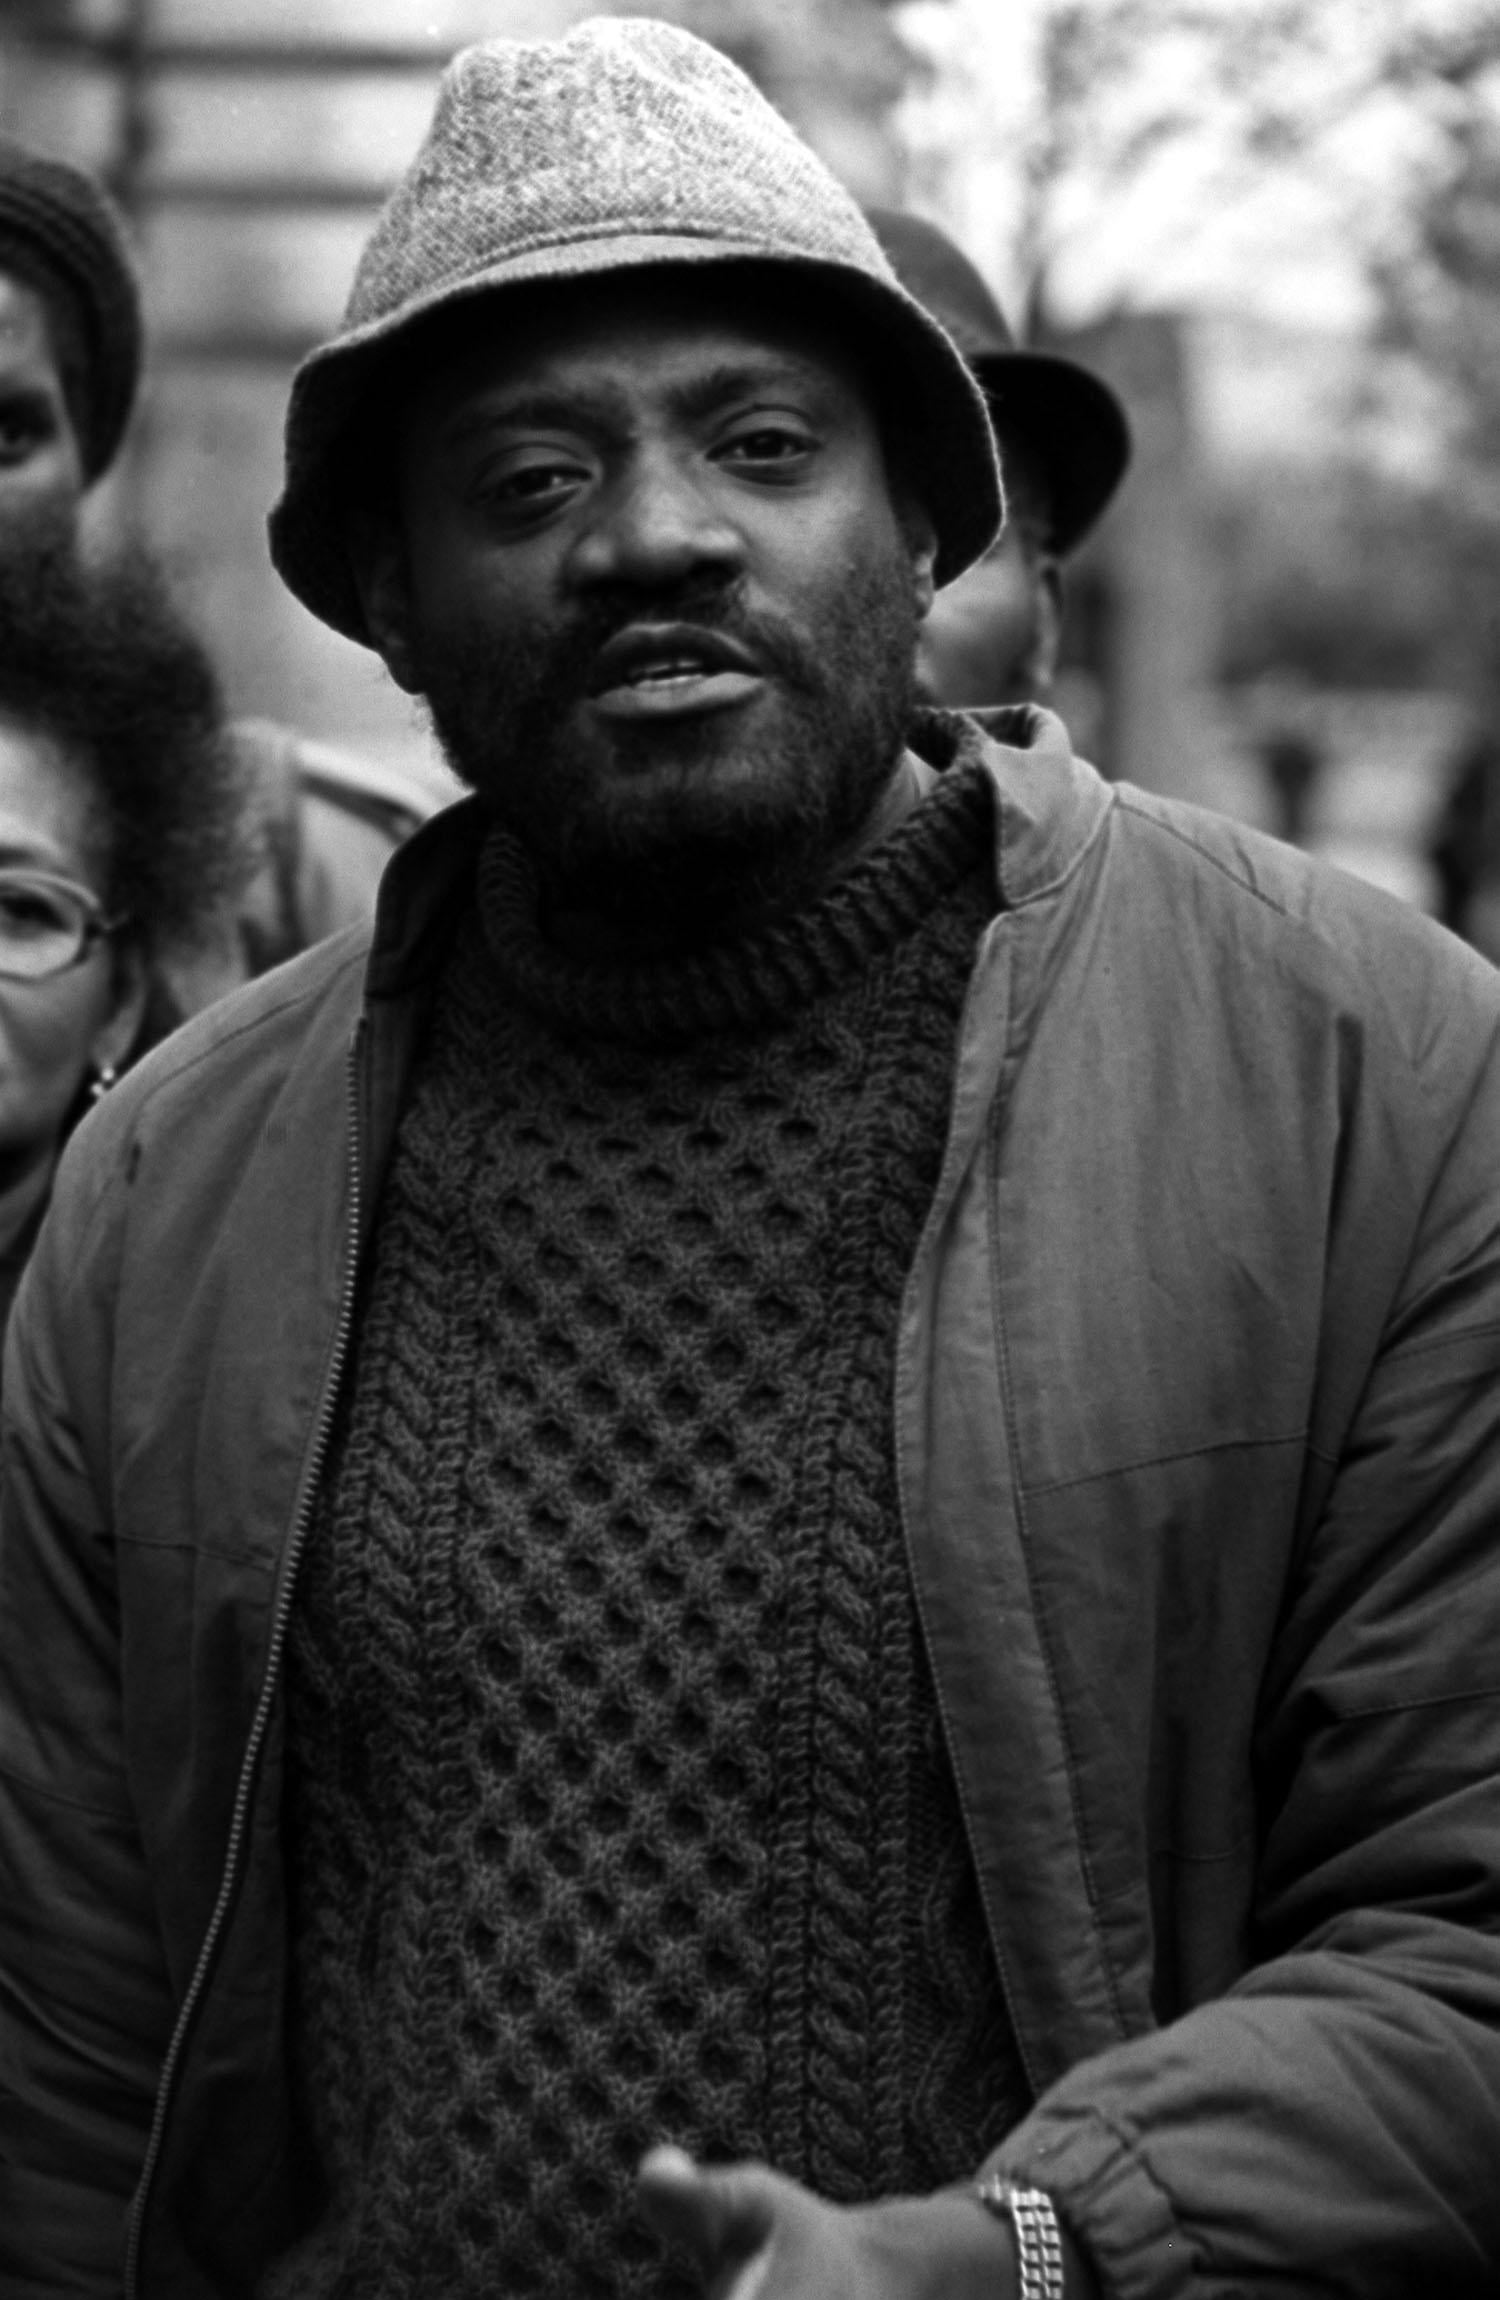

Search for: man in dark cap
xmin=867 ymin=208 xmax=1129 ymax=713
xmin=4 ymin=22 xmax=1500 ymax=2300
xmin=0 ymin=135 xmax=437 ymax=1012
xmin=0 ymin=138 xmax=138 ymax=566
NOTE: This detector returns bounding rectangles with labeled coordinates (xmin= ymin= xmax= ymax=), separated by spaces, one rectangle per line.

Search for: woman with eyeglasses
xmin=0 ymin=540 xmax=247 ymax=1346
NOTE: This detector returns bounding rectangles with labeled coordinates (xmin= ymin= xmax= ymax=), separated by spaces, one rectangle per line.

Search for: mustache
xmin=443 ymin=581 xmax=825 ymax=700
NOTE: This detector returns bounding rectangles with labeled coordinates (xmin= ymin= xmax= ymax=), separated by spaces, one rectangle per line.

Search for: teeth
xmin=626 ymin=659 xmax=707 ymax=685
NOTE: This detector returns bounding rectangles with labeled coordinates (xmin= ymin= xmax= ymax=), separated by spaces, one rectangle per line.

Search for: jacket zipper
xmin=892 ymin=932 xmax=1045 ymax=2112
xmin=123 ymin=1022 xmax=368 ymax=2297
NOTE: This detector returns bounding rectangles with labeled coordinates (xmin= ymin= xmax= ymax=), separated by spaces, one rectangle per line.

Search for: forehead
xmin=398 ymin=268 xmax=882 ymax=440
xmin=0 ymin=270 xmax=65 ymax=394
xmin=0 ymin=711 xmax=96 ymax=878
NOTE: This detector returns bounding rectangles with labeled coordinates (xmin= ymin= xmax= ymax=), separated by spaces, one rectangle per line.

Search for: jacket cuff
xmin=987 ymin=2105 xmax=1220 ymax=2300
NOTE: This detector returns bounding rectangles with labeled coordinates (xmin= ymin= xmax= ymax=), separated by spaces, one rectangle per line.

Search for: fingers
xmin=638 ymin=2146 xmax=780 ymax=2290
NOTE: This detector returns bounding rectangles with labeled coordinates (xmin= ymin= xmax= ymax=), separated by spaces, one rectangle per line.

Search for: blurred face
xmin=917 ymin=436 xmax=1061 ymax=710
xmin=0 ymin=272 xmax=85 ymax=568
xmin=918 ymin=527 xmax=1059 ymax=709
xmin=366 ymin=271 xmax=936 ymax=944
xmin=0 ymin=715 xmax=142 ymax=1177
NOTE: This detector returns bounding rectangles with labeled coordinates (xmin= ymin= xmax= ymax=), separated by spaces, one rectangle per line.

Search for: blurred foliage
xmin=1208 ymin=458 xmax=1467 ymax=690
xmin=1004 ymin=0 xmax=1500 ymax=690
xmin=1008 ymin=1 xmax=1500 ymax=332
xmin=1374 ymin=50 xmax=1500 ymax=691
xmin=1369 ymin=24 xmax=1500 ymax=485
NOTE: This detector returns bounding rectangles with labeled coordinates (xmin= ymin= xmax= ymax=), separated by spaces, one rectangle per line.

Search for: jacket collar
xmin=914 ymin=703 xmax=1115 ymax=911
xmin=360 ymin=704 xmax=1113 ymax=1001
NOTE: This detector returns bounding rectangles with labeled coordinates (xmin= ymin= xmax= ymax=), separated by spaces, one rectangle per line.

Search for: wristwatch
xmin=973 ymin=2172 xmax=1065 ymax=2300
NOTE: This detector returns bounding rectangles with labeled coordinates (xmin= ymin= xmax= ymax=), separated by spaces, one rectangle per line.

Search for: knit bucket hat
xmin=268 ymin=16 xmax=1003 ymax=645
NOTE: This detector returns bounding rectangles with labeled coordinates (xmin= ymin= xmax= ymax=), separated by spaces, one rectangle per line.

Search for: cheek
xmin=402 ymin=484 xmax=555 ymax=629
xmin=935 ymin=558 xmax=1033 ymax=643
xmin=0 ymin=466 xmax=80 ymax=584
xmin=0 ymin=437 xmax=82 ymax=513
xmin=0 ymin=970 xmax=111 ymax=1134
xmin=919 ymin=557 xmax=1038 ymax=696
xmin=408 ymin=546 xmax=548 ymax=671
xmin=771 ymin=493 xmax=921 ymax=627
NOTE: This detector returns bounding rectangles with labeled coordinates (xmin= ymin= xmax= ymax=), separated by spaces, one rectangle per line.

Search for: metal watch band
xmin=973 ymin=2173 xmax=1066 ymax=2300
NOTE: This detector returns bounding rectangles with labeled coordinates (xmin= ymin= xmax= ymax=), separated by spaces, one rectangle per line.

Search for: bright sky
xmin=893 ymin=0 xmax=1472 ymax=336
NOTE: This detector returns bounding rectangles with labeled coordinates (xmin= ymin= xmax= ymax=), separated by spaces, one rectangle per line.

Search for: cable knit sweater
xmin=270 ymin=762 xmax=1029 ymax=2299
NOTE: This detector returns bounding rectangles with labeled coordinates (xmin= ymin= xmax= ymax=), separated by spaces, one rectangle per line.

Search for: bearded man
xmin=4 ymin=21 xmax=1500 ymax=2300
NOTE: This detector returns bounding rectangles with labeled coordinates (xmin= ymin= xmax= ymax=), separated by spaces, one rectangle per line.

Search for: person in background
xmin=5 ymin=22 xmax=1500 ymax=2300
xmin=0 ymin=535 xmax=243 ymax=1335
xmin=1429 ymin=709 xmax=1500 ymax=963
xmin=865 ymin=208 xmax=1129 ymax=713
xmin=0 ymin=133 xmax=439 ymax=1013
xmin=1256 ymin=718 xmax=1325 ymax=846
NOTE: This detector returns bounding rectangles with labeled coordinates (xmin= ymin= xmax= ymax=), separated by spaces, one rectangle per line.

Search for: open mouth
xmin=588 ymin=624 xmax=764 ymax=719
xmin=618 ymin=656 xmax=723 ymax=690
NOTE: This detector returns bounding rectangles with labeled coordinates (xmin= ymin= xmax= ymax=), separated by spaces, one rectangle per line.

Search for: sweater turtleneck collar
xmin=474 ymin=754 xmax=997 ymax=1049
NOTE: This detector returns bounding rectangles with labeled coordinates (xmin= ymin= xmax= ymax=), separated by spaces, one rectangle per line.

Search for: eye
xmin=0 ymin=394 xmax=57 ymax=468
xmin=0 ymin=885 xmax=72 ymax=937
xmin=475 ymin=450 xmax=591 ymax=521
xmin=716 ymin=422 xmax=819 ymax=476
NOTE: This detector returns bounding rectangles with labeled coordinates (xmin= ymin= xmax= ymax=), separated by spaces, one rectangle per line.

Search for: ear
xmin=905 ymin=501 xmax=938 ymax=623
xmin=91 ymin=938 xmax=149 ymax=1078
xmin=1025 ymin=558 xmax=1064 ymax=699
xmin=347 ymin=502 xmax=423 ymax=694
xmin=885 ymin=458 xmax=939 ymax=623
xmin=906 ymin=526 xmax=929 ymax=621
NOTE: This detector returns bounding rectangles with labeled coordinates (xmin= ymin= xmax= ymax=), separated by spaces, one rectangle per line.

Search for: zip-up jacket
xmin=4 ymin=709 xmax=1500 ymax=2299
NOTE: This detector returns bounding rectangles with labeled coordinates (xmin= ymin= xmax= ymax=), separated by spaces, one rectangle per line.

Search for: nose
xmin=568 ymin=441 xmax=744 ymax=592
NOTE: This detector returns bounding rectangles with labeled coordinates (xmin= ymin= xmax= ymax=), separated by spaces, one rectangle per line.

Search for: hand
xmin=637 ymin=2145 xmax=1018 ymax=2300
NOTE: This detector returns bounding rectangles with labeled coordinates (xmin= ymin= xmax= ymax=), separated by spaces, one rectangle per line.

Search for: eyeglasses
xmin=0 ymin=869 xmax=122 ymax=983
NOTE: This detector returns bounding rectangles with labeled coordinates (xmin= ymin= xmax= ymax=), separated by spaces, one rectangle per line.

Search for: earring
xmin=88 ymin=1062 xmax=118 ymax=1105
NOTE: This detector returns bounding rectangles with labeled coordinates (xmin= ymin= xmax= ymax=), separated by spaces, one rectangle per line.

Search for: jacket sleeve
xmin=0 ymin=1138 xmax=176 ymax=2294
xmin=990 ymin=975 xmax=1500 ymax=2299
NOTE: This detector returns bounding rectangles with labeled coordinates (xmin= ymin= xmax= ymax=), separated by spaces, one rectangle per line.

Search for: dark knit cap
xmin=0 ymin=138 xmax=143 ymax=481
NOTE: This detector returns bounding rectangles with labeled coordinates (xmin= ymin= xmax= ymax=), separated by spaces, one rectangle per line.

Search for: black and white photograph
xmin=1 ymin=5 xmax=1499 ymax=2295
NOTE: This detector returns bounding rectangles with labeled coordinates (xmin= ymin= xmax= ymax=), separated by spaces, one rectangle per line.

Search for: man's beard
xmin=412 ymin=547 xmax=924 ymax=945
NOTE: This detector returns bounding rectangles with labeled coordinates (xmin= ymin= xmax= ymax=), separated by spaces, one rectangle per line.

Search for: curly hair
xmin=0 ymin=537 xmax=249 ymax=962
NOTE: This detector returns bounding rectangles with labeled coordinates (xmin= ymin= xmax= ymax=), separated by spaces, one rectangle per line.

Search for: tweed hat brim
xmin=271 ymin=237 xmax=1001 ymax=646
xmin=267 ymin=20 xmax=1002 ymax=647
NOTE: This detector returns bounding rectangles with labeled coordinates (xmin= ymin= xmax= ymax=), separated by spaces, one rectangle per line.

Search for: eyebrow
xmin=439 ymin=354 xmax=842 ymax=450
xmin=672 ymin=355 xmax=842 ymax=424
